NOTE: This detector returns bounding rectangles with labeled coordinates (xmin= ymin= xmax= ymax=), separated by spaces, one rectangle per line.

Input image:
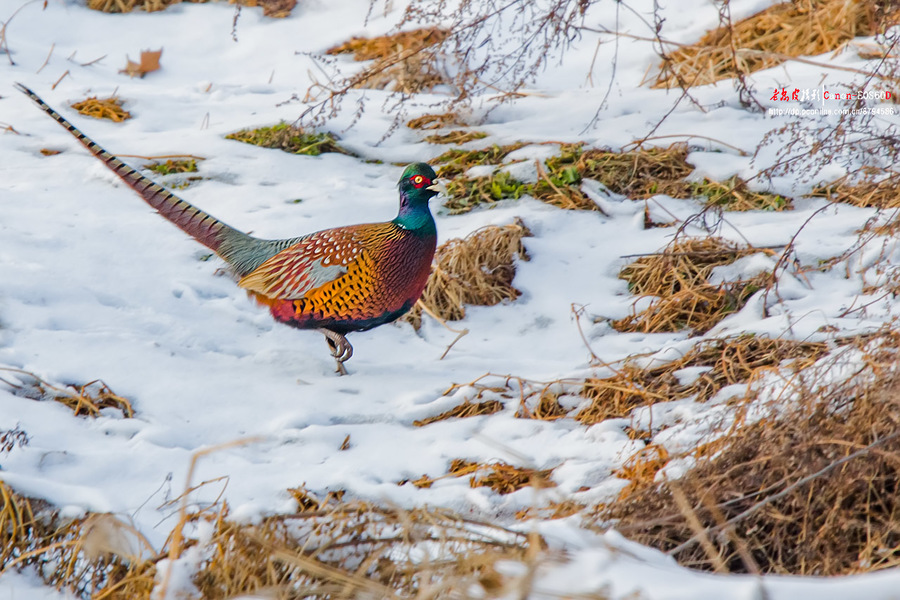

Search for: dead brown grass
xmin=1 ymin=479 xmax=545 ymax=599
xmin=404 ymin=220 xmax=531 ymax=328
xmin=87 ymin=0 xmax=296 ymax=17
xmin=614 ymin=444 xmax=670 ymax=500
xmin=326 ymin=28 xmax=450 ymax=93
xmin=613 ymin=237 xmax=769 ymax=334
xmin=541 ymin=143 xmax=694 ymax=200
xmin=575 ymin=335 xmax=827 ymax=426
xmin=408 ymin=458 xmax=555 ymax=495
xmin=70 ymin=96 xmax=131 ymax=122
xmin=0 ymin=368 xmax=134 ymax=418
xmin=194 ymin=499 xmax=534 ymax=599
xmin=654 ymin=0 xmax=896 ymax=89
xmin=602 ymin=331 xmax=900 ymax=575
xmin=407 ymin=112 xmax=464 ymax=130
xmin=425 ymin=130 xmax=488 ymax=145
xmin=0 ymin=483 xmax=156 ymax=598
xmin=811 ymin=172 xmax=900 ymax=208
xmin=413 ymin=400 xmax=504 ymax=426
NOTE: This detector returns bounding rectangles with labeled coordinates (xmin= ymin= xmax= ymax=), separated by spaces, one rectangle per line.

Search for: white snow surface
xmin=1 ymin=0 xmax=900 ymax=597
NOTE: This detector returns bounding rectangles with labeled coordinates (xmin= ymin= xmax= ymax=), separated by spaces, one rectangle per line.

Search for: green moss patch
xmin=226 ymin=122 xmax=354 ymax=157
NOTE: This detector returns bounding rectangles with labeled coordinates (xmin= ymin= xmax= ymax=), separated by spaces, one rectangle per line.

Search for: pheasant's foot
xmin=317 ymin=328 xmax=353 ymax=376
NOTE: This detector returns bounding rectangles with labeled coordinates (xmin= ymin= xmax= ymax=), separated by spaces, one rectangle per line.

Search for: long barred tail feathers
xmin=14 ymin=83 xmax=255 ymax=262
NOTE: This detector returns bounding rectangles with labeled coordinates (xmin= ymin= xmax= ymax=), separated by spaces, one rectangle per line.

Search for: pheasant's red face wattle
xmin=410 ymin=174 xmax=432 ymax=189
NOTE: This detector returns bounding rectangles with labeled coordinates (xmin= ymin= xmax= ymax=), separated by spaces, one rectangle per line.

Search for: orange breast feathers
xmin=238 ymin=223 xmax=410 ymax=322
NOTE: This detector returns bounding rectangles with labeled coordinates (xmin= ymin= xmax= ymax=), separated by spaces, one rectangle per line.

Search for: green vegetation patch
xmin=443 ymin=172 xmax=529 ymax=214
xmin=144 ymin=158 xmax=199 ymax=175
xmin=691 ymin=177 xmax=791 ymax=211
xmin=226 ymin=122 xmax=355 ymax=157
xmin=531 ymin=143 xmax=791 ymax=212
xmin=433 ymin=143 xmax=527 ymax=178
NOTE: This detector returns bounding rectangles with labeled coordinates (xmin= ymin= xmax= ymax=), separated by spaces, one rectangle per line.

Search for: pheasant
xmin=16 ymin=83 xmax=445 ymax=375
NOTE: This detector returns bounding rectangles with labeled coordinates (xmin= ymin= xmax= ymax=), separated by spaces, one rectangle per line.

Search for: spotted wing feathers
xmin=238 ymin=226 xmax=367 ymax=300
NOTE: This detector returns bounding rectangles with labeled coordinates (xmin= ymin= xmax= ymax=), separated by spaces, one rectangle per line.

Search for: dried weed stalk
xmin=404 ymin=220 xmax=530 ymax=328
xmin=602 ymin=330 xmax=900 ymax=575
xmin=301 ymin=0 xmax=595 ymax=132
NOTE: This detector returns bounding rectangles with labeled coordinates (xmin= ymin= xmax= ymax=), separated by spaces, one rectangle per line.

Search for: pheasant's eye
xmin=411 ymin=174 xmax=430 ymax=189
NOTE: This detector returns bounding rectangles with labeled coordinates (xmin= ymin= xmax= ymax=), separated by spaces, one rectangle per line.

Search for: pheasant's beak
xmin=427 ymin=180 xmax=448 ymax=196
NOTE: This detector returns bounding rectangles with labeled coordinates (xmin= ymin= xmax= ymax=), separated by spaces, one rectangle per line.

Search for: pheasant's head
xmin=397 ymin=162 xmax=445 ymax=205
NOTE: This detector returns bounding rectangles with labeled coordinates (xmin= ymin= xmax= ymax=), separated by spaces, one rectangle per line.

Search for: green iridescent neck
xmin=394 ymin=189 xmax=436 ymax=233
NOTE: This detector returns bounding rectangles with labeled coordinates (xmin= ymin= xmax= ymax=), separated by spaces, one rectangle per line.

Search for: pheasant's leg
xmin=317 ymin=328 xmax=353 ymax=376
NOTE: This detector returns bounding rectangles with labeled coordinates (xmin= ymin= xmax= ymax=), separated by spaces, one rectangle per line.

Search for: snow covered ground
xmin=2 ymin=0 xmax=900 ymax=597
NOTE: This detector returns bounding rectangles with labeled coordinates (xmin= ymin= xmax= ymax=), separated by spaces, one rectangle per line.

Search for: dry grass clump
xmin=532 ymin=143 xmax=788 ymax=211
xmin=0 ymin=368 xmax=134 ymax=418
xmin=654 ymin=0 xmax=896 ymax=89
xmin=438 ymin=375 xmax=577 ymax=424
xmin=614 ymin=444 xmax=670 ymax=500
xmin=602 ymin=337 xmax=900 ymax=575
xmin=432 ymin=334 xmax=825 ymax=432
xmin=575 ymin=335 xmax=827 ymax=426
xmin=407 ymin=112 xmax=464 ymax=130
xmin=542 ymin=143 xmax=694 ymax=200
xmin=87 ymin=0 xmax=177 ymax=12
xmin=196 ymin=499 xmax=533 ymax=599
xmin=413 ymin=400 xmax=504 ymax=426
xmin=1 ymin=479 xmax=542 ymax=599
xmin=425 ymin=130 xmax=488 ymax=145
xmin=0 ymin=482 xmax=156 ymax=597
xmin=611 ymin=275 xmax=768 ymax=334
xmin=613 ymin=237 xmax=769 ymax=334
xmin=226 ymin=122 xmax=353 ymax=156
xmin=404 ymin=220 xmax=530 ymax=328
xmin=811 ymin=172 xmax=900 ymax=208
xmin=70 ymin=96 xmax=131 ymax=122
xmin=409 ymin=458 xmax=555 ymax=495
xmin=325 ymin=28 xmax=450 ymax=93
xmin=87 ymin=0 xmax=296 ymax=17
